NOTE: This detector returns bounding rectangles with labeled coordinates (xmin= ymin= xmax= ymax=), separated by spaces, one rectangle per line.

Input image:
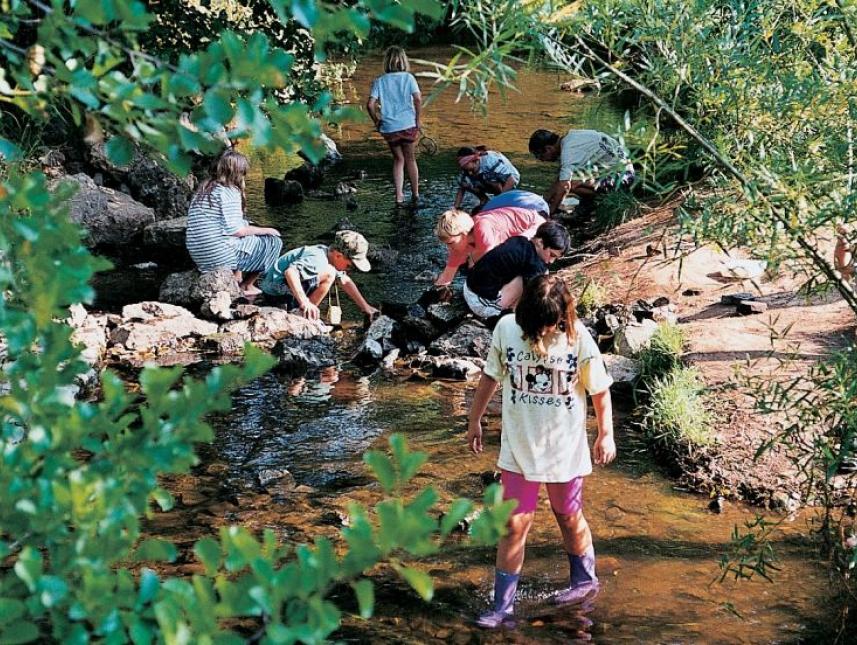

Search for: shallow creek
xmin=146 ymin=48 xmax=836 ymax=642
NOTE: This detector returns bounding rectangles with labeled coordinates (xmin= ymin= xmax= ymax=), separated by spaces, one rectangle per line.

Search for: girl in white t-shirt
xmin=366 ymin=47 xmax=422 ymax=205
xmin=466 ymin=274 xmax=616 ymax=629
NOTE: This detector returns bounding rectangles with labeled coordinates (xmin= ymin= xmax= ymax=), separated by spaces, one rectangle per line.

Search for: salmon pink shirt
xmin=445 ymin=206 xmax=546 ymax=271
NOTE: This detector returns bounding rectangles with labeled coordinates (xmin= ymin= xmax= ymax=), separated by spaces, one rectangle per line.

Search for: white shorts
xmin=463 ymin=282 xmax=503 ymax=319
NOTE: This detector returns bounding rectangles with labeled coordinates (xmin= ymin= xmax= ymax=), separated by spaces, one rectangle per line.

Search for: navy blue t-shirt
xmin=466 ymin=236 xmax=547 ymax=299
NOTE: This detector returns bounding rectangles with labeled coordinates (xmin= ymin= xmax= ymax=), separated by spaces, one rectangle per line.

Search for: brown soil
xmin=560 ymin=205 xmax=856 ymax=507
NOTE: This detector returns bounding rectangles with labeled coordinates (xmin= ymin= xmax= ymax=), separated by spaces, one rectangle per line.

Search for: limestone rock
xmin=603 ymin=354 xmax=640 ymax=384
xmin=429 ymin=321 xmax=492 ymax=359
xmin=613 ymin=319 xmax=659 ymax=357
xmin=221 ymin=307 xmax=328 ymax=344
xmin=426 ymin=300 xmax=469 ymax=328
xmin=56 ymin=173 xmax=155 ymax=251
xmin=200 ymin=291 xmax=234 ymax=321
xmin=122 ymin=301 xmax=195 ymax=321
xmin=202 ymin=332 xmax=245 ymax=355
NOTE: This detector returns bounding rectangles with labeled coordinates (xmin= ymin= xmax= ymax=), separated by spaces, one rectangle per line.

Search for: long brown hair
xmin=515 ymin=275 xmax=578 ymax=356
xmin=193 ymin=149 xmax=249 ymax=211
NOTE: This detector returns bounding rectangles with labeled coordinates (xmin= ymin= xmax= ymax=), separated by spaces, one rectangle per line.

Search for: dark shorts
xmin=264 ymin=276 xmax=318 ymax=311
xmin=382 ymin=126 xmax=419 ymax=146
xmin=595 ymin=169 xmax=635 ymax=194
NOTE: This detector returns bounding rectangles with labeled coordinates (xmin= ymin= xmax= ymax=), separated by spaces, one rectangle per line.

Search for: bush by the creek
xmin=643 ymin=366 xmax=712 ymax=451
xmin=0 ymin=1 xmax=518 ymax=642
xmin=636 ymin=322 xmax=686 ymax=384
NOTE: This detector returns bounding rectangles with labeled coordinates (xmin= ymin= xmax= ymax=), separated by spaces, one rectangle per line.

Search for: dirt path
xmin=562 ymin=206 xmax=855 ymax=506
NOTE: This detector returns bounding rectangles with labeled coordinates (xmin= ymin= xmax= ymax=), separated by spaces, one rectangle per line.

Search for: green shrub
xmin=593 ymin=188 xmax=642 ymax=231
xmin=575 ymin=278 xmax=608 ymax=318
xmin=637 ymin=322 xmax=686 ymax=382
xmin=644 ymin=366 xmax=712 ymax=448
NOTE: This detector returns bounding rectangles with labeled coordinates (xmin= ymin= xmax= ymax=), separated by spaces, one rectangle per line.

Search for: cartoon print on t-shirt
xmin=525 ymin=365 xmax=553 ymax=393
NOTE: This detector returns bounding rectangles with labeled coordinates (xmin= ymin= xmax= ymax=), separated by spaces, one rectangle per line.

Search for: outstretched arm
xmin=466 ymin=373 xmax=499 ymax=454
xmin=591 ymin=389 xmax=616 ymax=465
xmin=545 ymin=179 xmax=572 ymax=215
xmin=339 ymin=274 xmax=379 ymax=317
xmin=284 ymin=267 xmax=318 ymax=319
xmin=232 ymin=225 xmax=280 ymax=237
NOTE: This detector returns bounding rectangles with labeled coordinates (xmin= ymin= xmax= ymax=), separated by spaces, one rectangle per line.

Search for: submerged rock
xmin=264 ymin=178 xmax=304 ymax=206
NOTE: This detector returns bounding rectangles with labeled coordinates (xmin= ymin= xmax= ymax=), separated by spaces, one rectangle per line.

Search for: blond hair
xmin=194 ymin=149 xmax=249 ymax=211
xmin=383 ymin=46 xmax=410 ymax=73
xmin=435 ymin=209 xmax=474 ymax=242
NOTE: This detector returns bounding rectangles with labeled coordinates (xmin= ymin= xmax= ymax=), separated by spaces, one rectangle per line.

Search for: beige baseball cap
xmin=332 ymin=230 xmax=371 ymax=272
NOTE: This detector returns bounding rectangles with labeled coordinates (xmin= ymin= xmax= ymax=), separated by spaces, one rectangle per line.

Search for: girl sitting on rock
xmin=453 ymin=146 xmax=520 ymax=212
xmin=186 ymin=149 xmax=281 ymax=296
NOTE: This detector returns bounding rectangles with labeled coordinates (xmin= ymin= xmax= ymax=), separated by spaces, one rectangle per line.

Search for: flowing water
xmin=157 ymin=48 xmax=835 ymax=642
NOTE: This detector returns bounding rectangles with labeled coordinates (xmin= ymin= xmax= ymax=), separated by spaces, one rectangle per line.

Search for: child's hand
xmin=466 ymin=420 xmax=483 ymax=454
xmin=593 ymin=434 xmax=616 ymax=465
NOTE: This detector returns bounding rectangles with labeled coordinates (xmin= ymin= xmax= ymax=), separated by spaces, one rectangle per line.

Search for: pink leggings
xmin=501 ymin=469 xmax=584 ymax=515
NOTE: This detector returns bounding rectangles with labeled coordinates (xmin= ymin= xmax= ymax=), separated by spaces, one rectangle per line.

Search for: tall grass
xmin=644 ymin=366 xmax=712 ymax=448
xmin=637 ymin=322 xmax=685 ymax=382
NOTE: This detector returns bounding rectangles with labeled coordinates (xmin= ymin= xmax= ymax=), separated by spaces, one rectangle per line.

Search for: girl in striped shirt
xmin=186 ymin=150 xmax=282 ymax=296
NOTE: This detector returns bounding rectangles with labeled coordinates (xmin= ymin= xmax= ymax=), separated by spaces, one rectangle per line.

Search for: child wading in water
xmin=366 ymin=46 xmax=421 ymax=205
xmin=466 ymin=274 xmax=616 ymax=628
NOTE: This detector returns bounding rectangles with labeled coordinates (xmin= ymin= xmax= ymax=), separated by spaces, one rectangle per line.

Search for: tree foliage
xmin=0 ymin=1 xmax=517 ymax=642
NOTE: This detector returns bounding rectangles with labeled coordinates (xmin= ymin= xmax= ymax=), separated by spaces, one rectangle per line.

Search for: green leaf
xmin=134 ymin=539 xmax=177 ymax=563
xmin=0 ymin=620 xmax=39 ymax=645
xmin=151 ymin=487 xmax=174 ymax=511
xmin=440 ymin=498 xmax=473 ymax=535
xmin=203 ymin=90 xmax=234 ymax=125
xmin=363 ymin=451 xmax=396 ymax=494
xmin=13 ymin=548 xmax=42 ymax=592
xmin=291 ymin=0 xmax=319 ymax=27
xmin=137 ymin=568 xmax=160 ymax=606
xmin=0 ymin=137 xmax=21 ymax=162
xmin=350 ymin=579 xmax=374 ymax=619
xmin=194 ymin=537 xmax=222 ymax=576
xmin=392 ymin=564 xmax=433 ymax=601
xmin=104 ymin=136 xmax=135 ymax=166
xmin=0 ymin=599 xmax=26 ymax=625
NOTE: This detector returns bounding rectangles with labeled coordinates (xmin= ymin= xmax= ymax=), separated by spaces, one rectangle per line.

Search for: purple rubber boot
xmin=550 ymin=545 xmax=600 ymax=605
xmin=475 ymin=569 xmax=519 ymax=629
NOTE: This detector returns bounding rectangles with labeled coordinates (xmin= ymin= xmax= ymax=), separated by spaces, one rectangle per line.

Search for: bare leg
xmin=495 ymin=511 xmax=535 ymax=574
xmin=554 ymin=510 xmax=592 ymax=556
xmin=401 ymin=141 xmax=419 ymax=200
xmin=569 ymin=180 xmax=597 ymax=200
xmin=239 ymin=271 xmax=261 ymax=296
xmin=498 ymin=276 xmax=524 ymax=311
xmin=388 ymin=143 xmax=405 ymax=203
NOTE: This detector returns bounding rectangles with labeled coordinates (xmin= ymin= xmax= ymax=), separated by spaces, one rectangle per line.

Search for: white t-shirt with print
xmin=484 ymin=315 xmax=613 ymax=482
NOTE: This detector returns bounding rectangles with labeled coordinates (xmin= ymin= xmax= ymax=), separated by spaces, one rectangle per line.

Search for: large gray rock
xmin=273 ymin=336 xmax=337 ymax=372
xmin=264 ymin=178 xmax=303 ymax=206
xmin=614 ymin=319 xmax=659 ymax=357
xmin=603 ymin=354 xmax=641 ymax=384
xmin=353 ymin=315 xmax=396 ymax=365
xmin=143 ymin=217 xmax=190 ymax=264
xmin=58 ymin=174 xmax=155 ymax=251
xmin=89 ymin=142 xmax=194 ymax=220
xmin=158 ymin=268 xmax=241 ymax=317
xmin=429 ymin=321 xmax=492 ymax=359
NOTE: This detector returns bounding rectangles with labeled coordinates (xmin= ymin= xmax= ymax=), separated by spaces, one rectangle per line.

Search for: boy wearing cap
xmin=261 ymin=230 xmax=380 ymax=321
